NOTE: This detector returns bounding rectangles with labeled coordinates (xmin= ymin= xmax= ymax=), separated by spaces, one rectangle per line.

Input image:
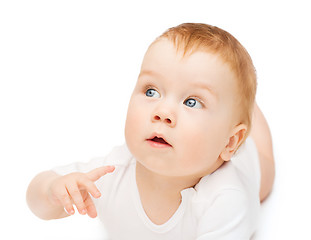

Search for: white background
xmin=1 ymin=0 xmax=310 ymax=239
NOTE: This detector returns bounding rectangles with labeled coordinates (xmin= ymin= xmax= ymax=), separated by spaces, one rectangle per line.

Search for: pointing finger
xmin=86 ymin=166 xmax=115 ymax=182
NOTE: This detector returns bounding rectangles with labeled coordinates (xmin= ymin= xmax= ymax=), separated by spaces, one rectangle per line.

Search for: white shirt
xmin=53 ymin=137 xmax=261 ymax=240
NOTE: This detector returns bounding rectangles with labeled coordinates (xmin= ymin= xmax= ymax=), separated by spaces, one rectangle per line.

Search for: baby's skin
xmin=27 ymin=166 xmax=115 ymax=219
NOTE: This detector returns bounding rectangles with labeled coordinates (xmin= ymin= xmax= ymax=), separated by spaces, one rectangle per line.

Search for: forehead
xmin=143 ymin=39 xmax=232 ymax=74
xmin=141 ymin=39 xmax=237 ymax=97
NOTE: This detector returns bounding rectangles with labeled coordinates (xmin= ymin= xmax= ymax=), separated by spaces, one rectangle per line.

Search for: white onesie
xmin=53 ymin=137 xmax=261 ymax=240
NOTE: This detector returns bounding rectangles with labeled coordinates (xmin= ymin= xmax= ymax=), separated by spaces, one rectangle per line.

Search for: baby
xmin=27 ymin=23 xmax=275 ymax=239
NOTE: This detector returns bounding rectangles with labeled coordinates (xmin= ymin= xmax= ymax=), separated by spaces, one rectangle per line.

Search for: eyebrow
xmin=138 ymin=70 xmax=163 ymax=79
xmin=192 ymin=81 xmax=218 ymax=99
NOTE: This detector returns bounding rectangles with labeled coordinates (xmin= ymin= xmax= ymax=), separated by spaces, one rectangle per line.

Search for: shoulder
xmin=191 ymin=139 xmax=261 ymax=238
xmin=193 ymin=181 xmax=259 ymax=238
xmin=193 ymin=138 xmax=261 ymax=216
xmin=194 ymin=160 xmax=245 ymax=202
xmin=193 ymin=170 xmax=249 ymax=218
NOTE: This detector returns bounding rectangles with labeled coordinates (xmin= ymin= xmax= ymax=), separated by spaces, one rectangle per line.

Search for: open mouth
xmin=147 ymin=136 xmax=172 ymax=147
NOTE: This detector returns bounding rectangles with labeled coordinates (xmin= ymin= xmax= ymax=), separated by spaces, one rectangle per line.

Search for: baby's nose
xmin=152 ymin=112 xmax=176 ymax=127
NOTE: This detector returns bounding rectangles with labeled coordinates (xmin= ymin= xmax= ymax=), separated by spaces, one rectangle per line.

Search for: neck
xmin=136 ymin=162 xmax=200 ymax=224
xmin=136 ymin=162 xmax=200 ymax=197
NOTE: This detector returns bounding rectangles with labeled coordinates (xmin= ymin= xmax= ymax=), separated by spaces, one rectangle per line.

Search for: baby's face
xmin=125 ymin=39 xmax=239 ymax=179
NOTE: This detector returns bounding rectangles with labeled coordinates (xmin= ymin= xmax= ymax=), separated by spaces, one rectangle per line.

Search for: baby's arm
xmin=250 ymin=102 xmax=275 ymax=202
xmin=26 ymin=166 xmax=115 ymax=220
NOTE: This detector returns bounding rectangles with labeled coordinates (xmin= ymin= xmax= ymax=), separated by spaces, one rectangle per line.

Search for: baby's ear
xmin=220 ymin=124 xmax=247 ymax=161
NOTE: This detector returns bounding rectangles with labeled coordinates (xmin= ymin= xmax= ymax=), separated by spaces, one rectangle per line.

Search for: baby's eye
xmin=183 ymin=98 xmax=203 ymax=109
xmin=145 ymin=88 xmax=160 ymax=98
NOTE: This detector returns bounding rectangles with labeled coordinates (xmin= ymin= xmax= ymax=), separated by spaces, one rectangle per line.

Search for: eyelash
xmin=185 ymin=96 xmax=205 ymax=108
xmin=143 ymin=85 xmax=158 ymax=94
xmin=143 ymin=85 xmax=206 ymax=108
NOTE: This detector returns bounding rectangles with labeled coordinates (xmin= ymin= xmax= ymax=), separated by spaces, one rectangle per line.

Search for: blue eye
xmin=184 ymin=98 xmax=203 ymax=108
xmin=145 ymin=89 xmax=160 ymax=98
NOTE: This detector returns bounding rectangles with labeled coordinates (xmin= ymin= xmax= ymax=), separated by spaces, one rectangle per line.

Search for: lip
xmin=146 ymin=133 xmax=172 ymax=148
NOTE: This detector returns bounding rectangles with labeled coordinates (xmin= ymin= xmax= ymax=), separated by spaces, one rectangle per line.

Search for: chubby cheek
xmin=176 ymin=120 xmax=225 ymax=170
xmin=124 ymin=100 xmax=146 ymax=152
xmin=125 ymin=106 xmax=138 ymax=143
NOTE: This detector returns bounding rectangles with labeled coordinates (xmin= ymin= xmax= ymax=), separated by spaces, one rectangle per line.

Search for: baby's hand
xmin=47 ymin=166 xmax=115 ymax=218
